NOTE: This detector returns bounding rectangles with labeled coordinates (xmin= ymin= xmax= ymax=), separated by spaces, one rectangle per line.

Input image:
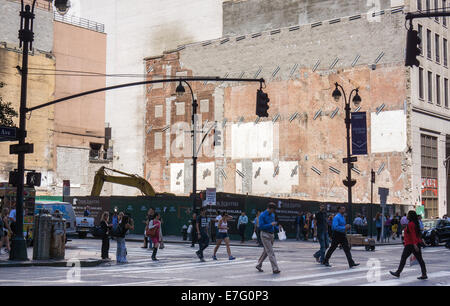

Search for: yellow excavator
xmin=91 ymin=166 xmax=172 ymax=196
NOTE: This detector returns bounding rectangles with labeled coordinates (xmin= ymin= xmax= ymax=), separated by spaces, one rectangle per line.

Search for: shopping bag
xmin=187 ymin=224 xmax=192 ymax=234
xmin=410 ymin=255 xmax=418 ymax=266
xmin=252 ymin=231 xmax=257 ymax=240
xmin=278 ymin=228 xmax=287 ymax=241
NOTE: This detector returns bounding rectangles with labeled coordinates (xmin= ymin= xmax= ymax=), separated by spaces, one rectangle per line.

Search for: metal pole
xmin=345 ymin=100 xmax=353 ymax=225
xmin=183 ymin=81 xmax=197 ymax=212
xmin=11 ymin=2 xmax=36 ymax=261
xmin=370 ymin=169 xmax=374 ymax=238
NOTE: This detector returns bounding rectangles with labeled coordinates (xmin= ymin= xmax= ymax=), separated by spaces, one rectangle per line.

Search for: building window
xmin=418 ymin=25 xmax=423 ymax=54
xmin=419 ymin=68 xmax=424 ymax=99
xmin=436 ymin=74 xmax=441 ymax=105
xmin=427 ymin=29 xmax=432 ymax=59
xmin=435 ymin=0 xmax=440 ymax=22
xmin=444 ymin=0 xmax=447 ymax=26
xmin=445 ymin=78 xmax=449 ymax=107
xmin=418 ymin=0 xmax=423 ymax=10
xmin=426 ymin=0 xmax=431 ymax=12
xmin=435 ymin=34 xmax=440 ymax=63
xmin=89 ymin=143 xmax=103 ymax=160
xmin=444 ymin=38 xmax=448 ymax=66
xmin=421 ymin=134 xmax=439 ymax=218
xmin=428 ymin=71 xmax=433 ymax=102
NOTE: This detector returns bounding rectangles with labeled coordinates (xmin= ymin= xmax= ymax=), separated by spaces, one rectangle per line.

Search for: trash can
xmin=49 ymin=211 xmax=66 ymax=260
xmin=32 ymin=209 xmax=52 ymax=260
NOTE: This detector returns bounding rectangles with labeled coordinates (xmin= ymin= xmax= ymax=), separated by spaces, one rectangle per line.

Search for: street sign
xmin=378 ymin=187 xmax=389 ymax=208
xmin=343 ymin=156 xmax=357 ymax=164
xmin=0 ymin=126 xmax=18 ymax=142
xmin=351 ymin=112 xmax=368 ymax=155
xmin=10 ymin=143 xmax=34 ymax=154
xmin=204 ymin=188 xmax=216 ymax=206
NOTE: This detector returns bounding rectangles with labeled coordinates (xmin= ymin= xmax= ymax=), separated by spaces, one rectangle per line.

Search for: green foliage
xmin=0 ymin=96 xmax=18 ymax=127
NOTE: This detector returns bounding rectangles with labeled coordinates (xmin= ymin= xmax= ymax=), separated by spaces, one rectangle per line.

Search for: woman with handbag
xmin=390 ymin=210 xmax=427 ymax=280
xmin=100 ymin=212 xmax=112 ymax=260
xmin=147 ymin=213 xmax=162 ymax=261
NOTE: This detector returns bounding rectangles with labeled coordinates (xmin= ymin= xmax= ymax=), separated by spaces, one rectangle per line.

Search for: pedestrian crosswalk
xmin=3 ymin=240 xmax=449 ymax=286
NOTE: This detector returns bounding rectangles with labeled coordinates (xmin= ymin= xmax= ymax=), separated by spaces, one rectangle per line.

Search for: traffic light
xmin=26 ymin=171 xmax=41 ymax=187
xmin=256 ymin=89 xmax=270 ymax=117
xmin=213 ymin=129 xmax=222 ymax=146
xmin=405 ymin=28 xmax=421 ymax=67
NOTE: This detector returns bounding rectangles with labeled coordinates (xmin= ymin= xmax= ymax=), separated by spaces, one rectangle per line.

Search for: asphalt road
xmin=0 ymin=239 xmax=449 ymax=286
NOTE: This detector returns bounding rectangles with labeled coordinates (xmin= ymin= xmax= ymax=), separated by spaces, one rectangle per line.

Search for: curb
xmin=0 ymin=258 xmax=106 ymax=268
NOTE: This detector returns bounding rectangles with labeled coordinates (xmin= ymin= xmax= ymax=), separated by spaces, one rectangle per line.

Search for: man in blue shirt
xmin=256 ymin=202 xmax=281 ymax=274
xmin=323 ymin=205 xmax=359 ymax=268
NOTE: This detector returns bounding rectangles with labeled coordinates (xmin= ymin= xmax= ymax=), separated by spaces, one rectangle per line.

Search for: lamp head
xmin=332 ymin=83 xmax=342 ymax=102
xmin=54 ymin=0 xmax=71 ymax=16
xmin=352 ymin=89 xmax=362 ymax=107
xmin=176 ymin=82 xmax=185 ymax=97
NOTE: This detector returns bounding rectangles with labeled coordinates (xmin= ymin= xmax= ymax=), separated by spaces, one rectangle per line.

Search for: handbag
xmin=146 ymin=227 xmax=157 ymax=237
xmin=278 ymin=228 xmax=287 ymax=241
xmin=187 ymin=224 xmax=192 ymax=234
xmin=252 ymin=231 xmax=257 ymax=240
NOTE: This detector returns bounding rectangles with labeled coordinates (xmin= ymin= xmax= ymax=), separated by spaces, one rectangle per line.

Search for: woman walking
xmin=212 ymin=212 xmax=236 ymax=261
xmin=147 ymin=213 xmax=162 ymax=261
xmin=100 ymin=212 xmax=112 ymax=260
xmin=390 ymin=210 xmax=427 ymax=280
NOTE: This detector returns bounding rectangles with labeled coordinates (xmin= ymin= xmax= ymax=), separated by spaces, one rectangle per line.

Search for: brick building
xmin=142 ymin=0 xmax=449 ymax=218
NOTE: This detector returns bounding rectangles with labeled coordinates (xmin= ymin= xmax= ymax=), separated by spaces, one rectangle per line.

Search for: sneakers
xmin=322 ymin=261 xmax=331 ymax=267
xmin=229 ymin=256 xmax=236 ymax=260
xmin=212 ymin=255 xmax=217 ymax=260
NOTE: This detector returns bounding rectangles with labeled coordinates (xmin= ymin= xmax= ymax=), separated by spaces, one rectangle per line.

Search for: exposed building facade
xmin=144 ymin=0 xmax=450 ymax=218
xmin=76 ymin=0 xmax=224 ymax=195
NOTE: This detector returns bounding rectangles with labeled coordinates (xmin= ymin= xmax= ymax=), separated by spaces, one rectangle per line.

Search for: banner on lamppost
xmin=351 ymin=112 xmax=368 ymax=155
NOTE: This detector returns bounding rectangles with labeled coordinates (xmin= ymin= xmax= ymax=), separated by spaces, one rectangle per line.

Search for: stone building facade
xmin=144 ymin=0 xmax=450 ymax=218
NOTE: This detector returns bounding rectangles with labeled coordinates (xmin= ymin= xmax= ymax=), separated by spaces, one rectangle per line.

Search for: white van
xmin=34 ymin=201 xmax=77 ymax=235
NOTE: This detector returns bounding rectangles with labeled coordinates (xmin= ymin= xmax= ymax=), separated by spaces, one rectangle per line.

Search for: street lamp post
xmin=332 ymin=82 xmax=362 ymax=225
xmin=176 ymin=81 xmax=198 ymax=212
xmin=10 ymin=0 xmax=70 ymax=261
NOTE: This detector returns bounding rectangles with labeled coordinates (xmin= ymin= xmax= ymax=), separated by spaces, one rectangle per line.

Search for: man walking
xmin=196 ymin=207 xmax=210 ymax=262
xmin=353 ymin=214 xmax=363 ymax=234
xmin=237 ymin=211 xmax=248 ymax=243
xmin=323 ymin=205 xmax=359 ymax=268
xmin=256 ymin=202 xmax=281 ymax=274
xmin=313 ymin=204 xmax=329 ymax=264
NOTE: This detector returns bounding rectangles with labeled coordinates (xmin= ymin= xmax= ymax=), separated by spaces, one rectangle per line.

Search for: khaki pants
xmin=257 ymin=231 xmax=279 ymax=272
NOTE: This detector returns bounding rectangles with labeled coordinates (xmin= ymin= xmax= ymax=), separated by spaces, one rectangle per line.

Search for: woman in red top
xmin=390 ymin=210 xmax=427 ymax=280
xmin=148 ymin=213 xmax=161 ymax=261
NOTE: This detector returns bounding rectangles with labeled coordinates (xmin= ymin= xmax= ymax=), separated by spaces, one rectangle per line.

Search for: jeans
xmin=314 ymin=230 xmax=329 ymax=263
xmin=116 ymin=237 xmax=127 ymax=263
xmin=197 ymin=232 xmax=209 ymax=259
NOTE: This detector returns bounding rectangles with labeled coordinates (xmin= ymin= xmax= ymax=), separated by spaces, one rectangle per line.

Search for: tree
xmin=0 ymin=96 xmax=18 ymax=127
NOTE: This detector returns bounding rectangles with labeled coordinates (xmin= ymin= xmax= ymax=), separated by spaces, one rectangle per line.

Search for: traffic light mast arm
xmin=406 ymin=10 xmax=450 ymax=20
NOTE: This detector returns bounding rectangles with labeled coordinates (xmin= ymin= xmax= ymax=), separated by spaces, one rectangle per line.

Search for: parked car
xmin=422 ymin=219 xmax=450 ymax=246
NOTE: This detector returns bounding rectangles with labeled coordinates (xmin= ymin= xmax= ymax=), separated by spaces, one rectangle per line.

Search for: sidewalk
xmin=0 ymin=247 xmax=105 ymax=268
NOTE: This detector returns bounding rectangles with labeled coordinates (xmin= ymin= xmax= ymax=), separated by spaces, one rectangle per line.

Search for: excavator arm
xmin=91 ymin=166 xmax=158 ymax=196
